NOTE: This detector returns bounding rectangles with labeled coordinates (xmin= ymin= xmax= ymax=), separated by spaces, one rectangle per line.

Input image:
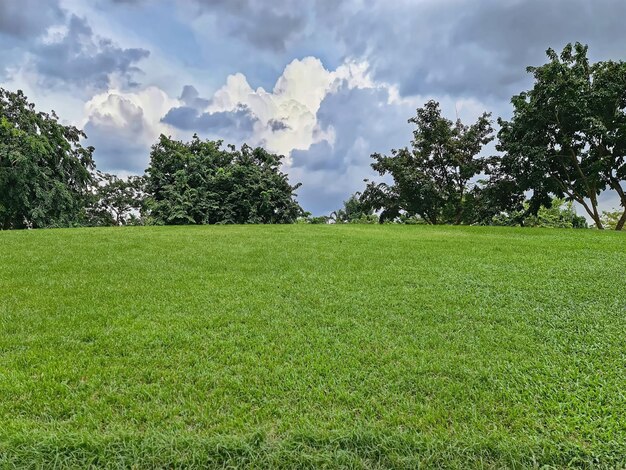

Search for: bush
xmin=492 ymin=198 xmax=588 ymax=228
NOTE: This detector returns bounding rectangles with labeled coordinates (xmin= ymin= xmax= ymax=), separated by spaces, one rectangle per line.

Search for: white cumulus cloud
xmin=82 ymin=86 xmax=180 ymax=172
xmin=199 ymin=57 xmax=378 ymax=158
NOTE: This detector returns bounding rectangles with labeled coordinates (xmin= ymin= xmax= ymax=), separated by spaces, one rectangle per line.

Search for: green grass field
xmin=1 ymin=225 xmax=625 ymax=468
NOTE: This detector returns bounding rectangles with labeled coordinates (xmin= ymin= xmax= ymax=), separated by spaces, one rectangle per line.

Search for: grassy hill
xmin=1 ymin=225 xmax=625 ymax=468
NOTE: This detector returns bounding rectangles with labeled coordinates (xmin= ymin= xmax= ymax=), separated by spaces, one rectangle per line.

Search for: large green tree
xmin=497 ymin=43 xmax=626 ymax=230
xmin=144 ymin=135 xmax=304 ymax=224
xmin=362 ymin=100 xmax=494 ymax=224
xmin=0 ymin=88 xmax=95 ymax=229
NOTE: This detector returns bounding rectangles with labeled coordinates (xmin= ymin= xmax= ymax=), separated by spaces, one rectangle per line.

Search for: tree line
xmin=1 ymin=43 xmax=625 ymax=230
xmin=314 ymin=43 xmax=626 ymax=230
xmin=0 ymin=95 xmax=302 ymax=229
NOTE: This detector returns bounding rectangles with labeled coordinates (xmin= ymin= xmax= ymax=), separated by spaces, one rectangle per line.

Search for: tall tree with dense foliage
xmin=144 ymin=135 xmax=303 ymax=224
xmin=362 ymin=100 xmax=494 ymax=224
xmin=497 ymin=43 xmax=626 ymax=230
xmin=0 ymin=88 xmax=95 ymax=229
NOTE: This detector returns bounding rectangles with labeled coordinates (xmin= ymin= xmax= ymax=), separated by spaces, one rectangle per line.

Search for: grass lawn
xmin=0 ymin=225 xmax=625 ymax=468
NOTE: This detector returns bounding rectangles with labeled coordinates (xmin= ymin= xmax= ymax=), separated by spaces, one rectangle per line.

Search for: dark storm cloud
xmin=178 ymin=0 xmax=626 ymax=99
xmin=105 ymin=0 xmax=333 ymax=53
xmin=33 ymin=15 xmax=149 ymax=90
xmin=86 ymin=127 xmax=149 ymax=174
xmin=317 ymin=0 xmax=626 ymax=99
xmin=0 ymin=1 xmax=149 ymax=91
xmin=0 ymin=0 xmax=64 ymax=39
xmin=0 ymin=0 xmax=65 ymax=78
xmin=164 ymin=0 xmax=626 ymax=99
xmin=103 ymin=0 xmax=626 ymax=101
xmin=292 ymin=140 xmax=336 ymax=172
xmin=178 ymin=0 xmax=307 ymax=52
xmin=162 ymin=105 xmax=257 ymax=139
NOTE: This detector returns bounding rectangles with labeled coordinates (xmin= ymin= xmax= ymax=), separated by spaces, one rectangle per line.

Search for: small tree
xmin=497 ymin=43 xmax=626 ymax=230
xmin=87 ymin=172 xmax=145 ymax=226
xmin=362 ymin=100 xmax=494 ymax=224
xmin=0 ymin=88 xmax=95 ymax=229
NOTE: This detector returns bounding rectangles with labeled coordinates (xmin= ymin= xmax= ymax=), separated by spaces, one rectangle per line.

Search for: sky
xmin=1 ymin=0 xmax=625 ymax=215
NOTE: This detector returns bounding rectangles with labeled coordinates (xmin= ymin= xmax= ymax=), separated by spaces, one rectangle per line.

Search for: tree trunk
xmin=589 ymin=193 xmax=602 ymax=228
xmin=454 ymin=211 xmax=463 ymax=225
xmin=578 ymin=199 xmax=603 ymax=229
xmin=616 ymin=209 xmax=626 ymax=231
xmin=592 ymin=214 xmax=604 ymax=230
xmin=454 ymin=186 xmax=464 ymax=225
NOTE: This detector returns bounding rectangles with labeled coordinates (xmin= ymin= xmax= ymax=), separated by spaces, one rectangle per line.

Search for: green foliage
xmin=599 ymin=209 xmax=622 ymax=230
xmin=86 ymin=172 xmax=146 ymax=226
xmin=0 ymin=88 xmax=95 ymax=229
xmin=1 ymin=225 xmax=625 ymax=467
xmin=330 ymin=193 xmax=378 ymax=224
xmin=497 ymin=43 xmax=626 ymax=230
xmin=362 ymin=100 xmax=494 ymax=224
xmin=349 ymin=214 xmax=379 ymax=224
xmin=396 ymin=214 xmax=429 ymax=224
xmin=492 ymin=198 xmax=588 ymax=228
xmin=144 ymin=135 xmax=304 ymax=225
xmin=297 ymin=214 xmax=330 ymax=224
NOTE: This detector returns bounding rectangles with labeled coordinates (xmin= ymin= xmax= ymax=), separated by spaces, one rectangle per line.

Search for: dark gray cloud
xmin=100 ymin=0 xmax=626 ymax=101
xmin=314 ymin=0 xmax=626 ymax=100
xmin=192 ymin=0 xmax=306 ymax=51
xmin=268 ymin=119 xmax=290 ymax=132
xmin=0 ymin=0 xmax=64 ymax=39
xmin=291 ymin=85 xmax=413 ymax=214
xmin=111 ymin=0 xmax=307 ymax=51
xmin=32 ymin=15 xmax=149 ymax=91
xmin=102 ymin=0 xmax=626 ymax=100
xmin=179 ymin=0 xmax=626 ymax=101
xmin=0 ymin=2 xmax=149 ymax=91
xmin=0 ymin=0 xmax=65 ymax=79
xmin=162 ymin=105 xmax=257 ymax=140
xmin=293 ymin=86 xmax=411 ymax=171
xmin=179 ymin=85 xmax=210 ymax=109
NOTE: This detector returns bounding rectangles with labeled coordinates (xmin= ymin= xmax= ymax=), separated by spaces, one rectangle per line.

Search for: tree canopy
xmin=497 ymin=43 xmax=626 ymax=230
xmin=144 ymin=135 xmax=304 ymax=225
xmin=362 ymin=100 xmax=494 ymax=224
xmin=3 ymin=42 xmax=625 ymax=232
xmin=0 ymin=88 xmax=95 ymax=229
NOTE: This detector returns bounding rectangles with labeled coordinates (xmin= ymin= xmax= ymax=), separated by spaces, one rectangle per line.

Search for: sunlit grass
xmin=1 ymin=225 xmax=625 ymax=467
